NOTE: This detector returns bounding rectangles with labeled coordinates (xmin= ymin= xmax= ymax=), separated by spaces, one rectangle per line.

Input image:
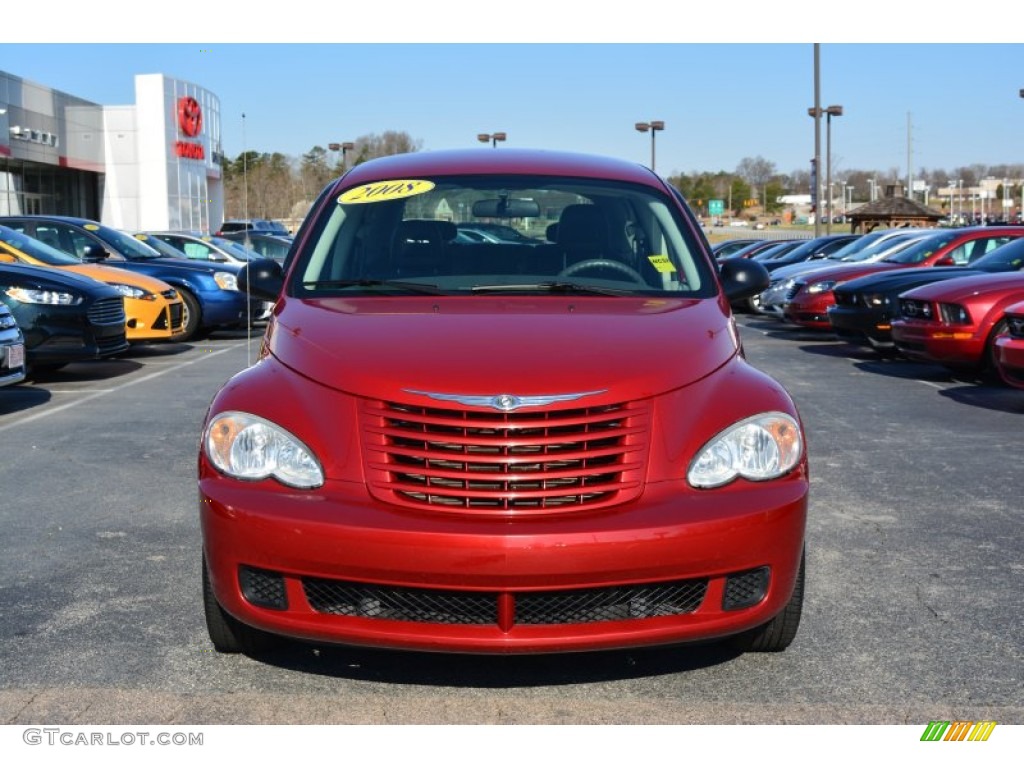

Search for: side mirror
xmin=934 ymin=255 xmax=955 ymax=267
xmin=81 ymin=243 xmax=110 ymax=262
xmin=719 ymin=257 xmax=770 ymax=302
xmin=238 ymin=258 xmax=284 ymax=301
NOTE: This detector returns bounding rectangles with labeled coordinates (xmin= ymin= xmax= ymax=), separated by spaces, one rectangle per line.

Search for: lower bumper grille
xmin=302 ymin=577 xmax=708 ymax=627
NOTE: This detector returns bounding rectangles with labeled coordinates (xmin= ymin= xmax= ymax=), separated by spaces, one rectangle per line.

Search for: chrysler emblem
xmin=404 ymin=389 xmax=607 ymax=411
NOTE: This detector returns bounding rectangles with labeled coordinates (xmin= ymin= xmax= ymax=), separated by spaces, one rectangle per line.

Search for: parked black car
xmin=0 ymin=300 xmax=26 ymax=387
xmin=216 ymin=219 xmax=290 ymax=236
xmin=0 ymin=262 xmax=129 ymax=373
xmin=0 ymin=216 xmax=263 ymax=342
xmin=829 ymin=236 xmax=1024 ymax=350
xmin=757 ymin=233 xmax=861 ymax=273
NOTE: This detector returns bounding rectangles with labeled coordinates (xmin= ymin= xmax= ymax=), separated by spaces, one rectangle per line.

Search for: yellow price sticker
xmin=647 ymin=255 xmax=676 ymax=273
xmin=339 ymin=180 xmax=436 ymax=205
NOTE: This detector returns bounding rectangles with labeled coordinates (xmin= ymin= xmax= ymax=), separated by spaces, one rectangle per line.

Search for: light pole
xmin=808 ymin=105 xmax=842 ymax=234
xmin=957 ymin=179 xmax=963 ymax=223
xmin=634 ymin=121 xmax=665 ymax=172
xmin=846 ymin=185 xmax=854 ymax=217
xmin=328 ymin=141 xmax=355 ymax=172
xmin=477 ymin=132 xmax=506 ymax=148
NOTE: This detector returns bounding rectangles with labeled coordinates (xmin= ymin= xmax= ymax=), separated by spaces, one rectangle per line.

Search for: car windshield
xmin=0 ymin=226 xmax=80 ymax=266
xmin=971 ymin=238 xmax=1024 ymax=272
xmin=210 ymin=237 xmax=259 ymax=260
xmin=881 ymin=232 xmax=958 ymax=264
xmin=838 ymin=232 xmax=922 ymax=262
xmin=97 ymin=226 xmax=164 ymax=259
xmin=292 ymin=174 xmax=715 ymax=297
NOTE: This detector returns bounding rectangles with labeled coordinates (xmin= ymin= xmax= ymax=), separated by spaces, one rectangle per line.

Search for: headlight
xmin=864 ymin=293 xmax=890 ymax=307
xmin=108 ymin=283 xmax=153 ymax=300
xmin=5 ymin=287 xmax=83 ymax=305
xmin=687 ymin=412 xmax=803 ymax=489
xmin=938 ymin=303 xmax=970 ymax=324
xmin=204 ymin=411 xmax=324 ymax=488
xmin=807 ymin=280 xmax=837 ymax=294
xmin=214 ymin=271 xmax=238 ymax=291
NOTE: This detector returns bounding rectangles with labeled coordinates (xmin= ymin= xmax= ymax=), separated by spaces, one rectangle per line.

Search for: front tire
xmin=202 ymin=556 xmax=283 ymax=655
xmin=170 ymin=289 xmax=202 ymax=342
xmin=729 ymin=550 xmax=805 ymax=653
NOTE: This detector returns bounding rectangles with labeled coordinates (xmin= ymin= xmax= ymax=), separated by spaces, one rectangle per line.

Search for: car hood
xmin=791 ymin=262 xmax=902 ymax=285
xmin=62 ymin=264 xmax=175 ymax=292
xmin=899 ymin=272 xmax=1024 ymax=302
xmin=768 ymin=259 xmax=848 ymax=282
xmin=837 ymin=266 xmax=981 ymax=295
xmin=0 ymin=262 xmax=121 ymax=296
xmin=266 ymin=296 xmax=738 ymax=403
xmin=124 ymin=256 xmax=241 ymax=275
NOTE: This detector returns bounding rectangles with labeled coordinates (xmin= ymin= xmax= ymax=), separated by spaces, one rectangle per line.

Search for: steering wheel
xmin=559 ymin=258 xmax=645 ymax=284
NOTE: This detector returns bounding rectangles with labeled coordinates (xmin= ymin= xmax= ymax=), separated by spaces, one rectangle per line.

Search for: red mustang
xmin=993 ymin=299 xmax=1024 ymax=389
xmin=198 ymin=148 xmax=809 ymax=657
xmin=782 ymin=226 xmax=1024 ymax=329
xmin=892 ymin=272 xmax=1024 ymax=374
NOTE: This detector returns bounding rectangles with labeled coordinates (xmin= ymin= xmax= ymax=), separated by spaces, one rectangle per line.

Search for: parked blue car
xmin=0 ymin=216 xmax=265 ymax=341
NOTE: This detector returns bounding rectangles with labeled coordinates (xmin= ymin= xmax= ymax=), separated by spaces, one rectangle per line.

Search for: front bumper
xmin=891 ymin=321 xmax=984 ymax=366
xmin=782 ymin=294 xmax=834 ymax=328
xmin=125 ymin=294 xmax=185 ymax=341
xmin=200 ymin=473 xmax=808 ymax=654
xmin=827 ymin=304 xmax=894 ymax=346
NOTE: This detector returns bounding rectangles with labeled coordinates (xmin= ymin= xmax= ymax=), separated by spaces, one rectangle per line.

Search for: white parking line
xmin=0 ymin=342 xmax=248 ymax=433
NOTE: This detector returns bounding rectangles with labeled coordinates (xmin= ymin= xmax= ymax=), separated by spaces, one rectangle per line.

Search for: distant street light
xmin=477 ymin=132 xmax=507 ymax=148
xmin=808 ymin=105 xmax=842 ymax=234
xmin=868 ymin=178 xmax=876 ymax=203
xmin=634 ymin=121 xmax=665 ymax=171
xmin=328 ymin=141 xmax=355 ymax=172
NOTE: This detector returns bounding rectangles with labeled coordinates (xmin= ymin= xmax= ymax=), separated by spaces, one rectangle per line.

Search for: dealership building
xmin=0 ymin=70 xmax=224 ymax=232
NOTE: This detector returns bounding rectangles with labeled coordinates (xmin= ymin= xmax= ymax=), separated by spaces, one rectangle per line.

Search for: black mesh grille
xmin=723 ymin=567 xmax=770 ymax=611
xmin=303 ymin=577 xmax=708 ymax=626
xmin=95 ymin=331 xmax=128 ymax=354
xmin=240 ymin=566 xmax=288 ymax=610
xmin=304 ymin=579 xmax=498 ymax=624
xmin=516 ymin=580 xmax=707 ymax=624
xmin=87 ymin=297 xmax=127 ymax=326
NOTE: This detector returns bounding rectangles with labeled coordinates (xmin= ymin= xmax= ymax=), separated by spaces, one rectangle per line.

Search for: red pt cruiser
xmin=199 ymin=149 xmax=808 ymax=657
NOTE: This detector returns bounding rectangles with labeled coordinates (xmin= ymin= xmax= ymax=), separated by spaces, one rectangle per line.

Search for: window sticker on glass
xmin=648 ymin=255 xmax=676 ymax=273
xmin=339 ymin=180 xmax=436 ymax=205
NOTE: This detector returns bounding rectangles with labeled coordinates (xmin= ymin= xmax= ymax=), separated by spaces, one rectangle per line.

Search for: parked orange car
xmin=0 ymin=226 xmax=184 ymax=342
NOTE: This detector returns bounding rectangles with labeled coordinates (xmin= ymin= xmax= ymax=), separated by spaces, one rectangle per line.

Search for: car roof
xmin=337 ymin=148 xmax=660 ymax=188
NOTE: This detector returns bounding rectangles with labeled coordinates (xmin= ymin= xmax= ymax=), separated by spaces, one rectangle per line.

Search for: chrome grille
xmin=784 ymin=282 xmax=804 ymax=302
xmin=361 ymin=397 xmax=650 ymax=515
xmin=87 ymin=297 xmax=126 ymax=326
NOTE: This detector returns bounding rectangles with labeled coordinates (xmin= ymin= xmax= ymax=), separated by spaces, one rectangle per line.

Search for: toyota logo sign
xmin=177 ymin=96 xmax=203 ymax=137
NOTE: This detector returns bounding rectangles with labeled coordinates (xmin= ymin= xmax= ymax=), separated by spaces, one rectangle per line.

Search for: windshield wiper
xmin=302 ymin=278 xmax=444 ymax=295
xmin=471 ymin=281 xmax=631 ymax=296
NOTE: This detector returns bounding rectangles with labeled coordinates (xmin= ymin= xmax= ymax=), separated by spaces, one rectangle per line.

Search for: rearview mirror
xmin=81 ymin=244 xmax=110 ymax=262
xmin=471 ymin=198 xmax=540 ymax=218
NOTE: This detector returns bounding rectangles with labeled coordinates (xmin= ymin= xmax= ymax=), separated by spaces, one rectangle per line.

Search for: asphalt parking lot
xmin=1 ymin=320 xmax=1022 ymax=726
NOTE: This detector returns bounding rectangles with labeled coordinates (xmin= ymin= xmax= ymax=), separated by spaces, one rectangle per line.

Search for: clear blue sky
xmin=3 ymin=3 xmax=1021 ymax=180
